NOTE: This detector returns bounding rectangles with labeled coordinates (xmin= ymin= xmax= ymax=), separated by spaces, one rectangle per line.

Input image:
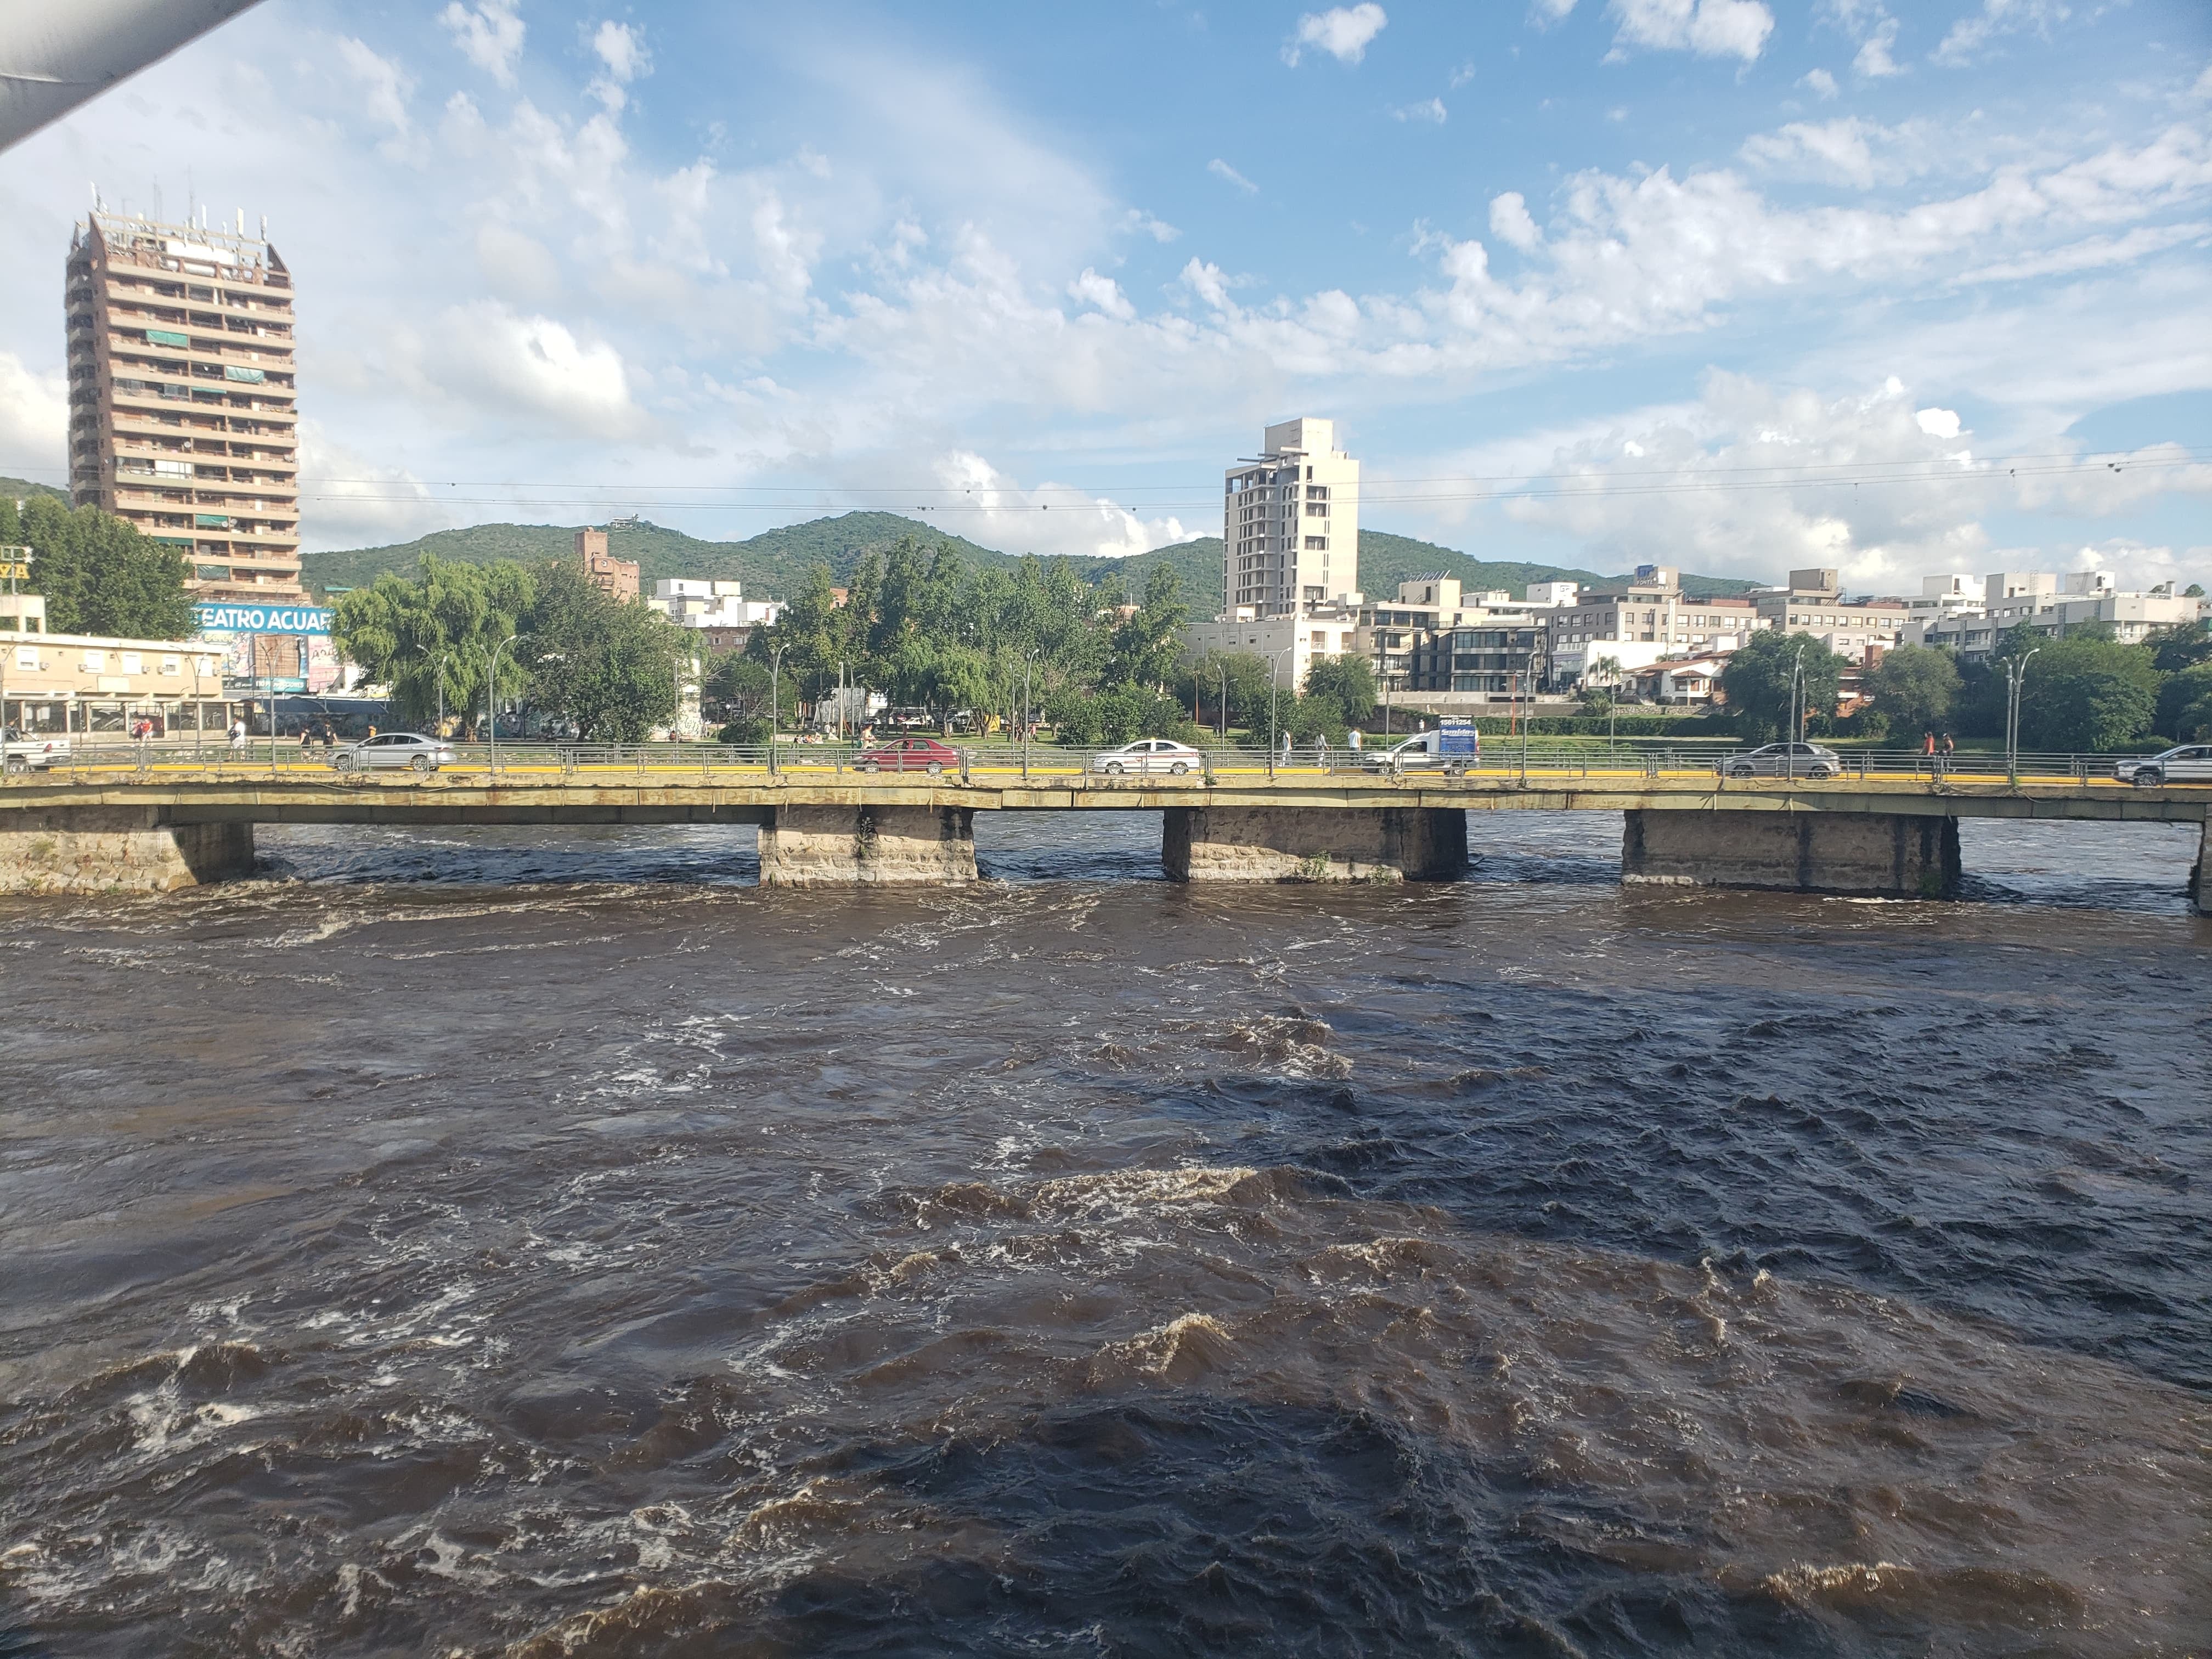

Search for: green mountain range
xmin=301 ymin=511 xmax=1759 ymax=611
xmin=1 ymin=475 xmax=71 ymax=507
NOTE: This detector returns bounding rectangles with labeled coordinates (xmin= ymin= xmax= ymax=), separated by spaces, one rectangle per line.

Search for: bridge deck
xmin=3 ymin=769 xmax=2206 ymax=825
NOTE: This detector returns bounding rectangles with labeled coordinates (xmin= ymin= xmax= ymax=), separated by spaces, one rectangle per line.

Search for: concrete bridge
xmin=2 ymin=767 xmax=2205 ymax=911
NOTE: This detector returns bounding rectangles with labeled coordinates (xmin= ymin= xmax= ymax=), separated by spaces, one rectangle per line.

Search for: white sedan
xmin=2114 ymin=744 xmax=2212 ymax=787
xmin=329 ymin=732 xmax=458 ymax=773
xmin=1089 ymin=739 xmax=1205 ymax=775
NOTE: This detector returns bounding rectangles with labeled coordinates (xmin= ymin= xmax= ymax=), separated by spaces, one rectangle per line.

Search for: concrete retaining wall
xmin=1622 ymin=809 xmax=1960 ymax=899
xmin=0 ymin=807 xmax=256 ymax=894
xmin=758 ymin=804 xmax=977 ymax=887
xmin=1163 ymin=806 xmax=1468 ymax=882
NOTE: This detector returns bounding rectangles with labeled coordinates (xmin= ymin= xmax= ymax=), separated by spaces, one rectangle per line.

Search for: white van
xmin=1360 ymin=730 xmax=1477 ymax=776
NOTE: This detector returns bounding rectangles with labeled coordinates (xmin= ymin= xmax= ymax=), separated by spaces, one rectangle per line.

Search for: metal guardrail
xmin=2 ymin=736 xmax=2193 ymax=788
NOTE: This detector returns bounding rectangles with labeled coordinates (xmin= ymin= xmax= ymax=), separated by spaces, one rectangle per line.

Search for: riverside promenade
xmin=2 ymin=749 xmax=2205 ymax=905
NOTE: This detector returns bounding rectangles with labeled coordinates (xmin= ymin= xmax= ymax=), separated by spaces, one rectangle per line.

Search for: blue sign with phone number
xmin=193 ymin=603 xmax=332 ymax=635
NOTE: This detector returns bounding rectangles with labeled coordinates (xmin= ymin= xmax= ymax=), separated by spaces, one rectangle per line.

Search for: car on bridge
xmin=1091 ymin=740 xmax=1204 ymax=775
xmin=2114 ymin=744 xmax=2212 ymax=787
xmin=2 ymin=727 xmax=69 ymax=775
xmin=855 ymin=737 xmax=960 ymax=775
xmin=329 ymin=732 xmax=458 ymax=774
xmin=1722 ymin=742 xmax=1843 ymax=780
xmin=1361 ymin=731 xmax=1479 ymax=776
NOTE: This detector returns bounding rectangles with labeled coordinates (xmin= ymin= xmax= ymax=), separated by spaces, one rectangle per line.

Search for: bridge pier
xmin=1163 ymin=806 xmax=1468 ymax=882
xmin=1621 ymin=809 xmax=1960 ymax=899
xmin=757 ymin=804 xmax=977 ymax=887
xmin=0 ymin=806 xmax=255 ymax=894
xmin=2193 ymin=822 xmax=2208 ymax=916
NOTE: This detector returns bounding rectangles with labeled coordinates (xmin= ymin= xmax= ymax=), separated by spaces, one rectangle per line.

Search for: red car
xmin=854 ymin=736 xmax=960 ymax=775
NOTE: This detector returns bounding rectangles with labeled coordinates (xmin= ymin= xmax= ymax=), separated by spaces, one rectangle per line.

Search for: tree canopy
xmin=2018 ymin=637 xmax=2160 ymax=752
xmin=331 ymin=555 xmax=536 ymax=733
xmin=1717 ymin=631 xmax=1847 ymax=742
xmin=1863 ymin=644 xmax=1961 ymax=737
xmin=8 ymin=496 xmax=194 ymax=640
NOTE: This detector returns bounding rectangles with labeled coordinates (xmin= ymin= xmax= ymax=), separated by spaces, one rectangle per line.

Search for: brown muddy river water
xmin=0 ymin=811 xmax=2207 ymax=1656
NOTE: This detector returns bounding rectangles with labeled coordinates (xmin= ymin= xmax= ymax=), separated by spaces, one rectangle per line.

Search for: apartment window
xmin=119 ymin=653 xmax=143 ymax=674
xmin=13 ymin=648 xmax=36 ymax=671
xmin=161 ymin=656 xmax=182 ymax=676
xmin=81 ymin=651 xmax=106 ymax=672
xmin=1311 ymin=631 xmax=1325 ymax=646
xmin=1305 ymin=501 xmax=1328 ymax=516
xmin=1304 ymin=536 xmax=1328 ymax=551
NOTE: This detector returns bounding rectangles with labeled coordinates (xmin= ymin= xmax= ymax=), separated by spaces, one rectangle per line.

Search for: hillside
xmin=1 ymin=475 xmax=71 ymax=506
xmin=301 ymin=511 xmax=1759 ymax=610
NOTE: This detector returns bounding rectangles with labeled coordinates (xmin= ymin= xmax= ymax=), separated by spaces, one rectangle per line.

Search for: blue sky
xmin=2 ymin=0 xmax=2208 ymax=591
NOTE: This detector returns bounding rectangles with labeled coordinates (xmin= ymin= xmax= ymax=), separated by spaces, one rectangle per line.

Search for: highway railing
xmin=4 ymin=736 xmax=2194 ymax=789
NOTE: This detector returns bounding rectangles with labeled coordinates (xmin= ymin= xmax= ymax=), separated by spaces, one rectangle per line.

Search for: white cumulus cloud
xmin=1284 ymin=4 xmax=1389 ymax=67
xmin=1068 ymin=268 xmax=1135 ymax=320
xmin=428 ymin=302 xmax=650 ymax=441
xmin=1608 ymin=0 xmax=1776 ymax=63
xmin=439 ymin=0 xmax=525 ymax=87
xmin=0 ymin=350 xmax=67 ymax=483
xmin=587 ymin=20 xmax=650 ymax=113
xmin=1392 ymin=98 xmax=1447 ymax=124
xmin=1800 ymin=67 xmax=1839 ymax=99
xmin=928 ymin=452 xmax=1190 ymax=560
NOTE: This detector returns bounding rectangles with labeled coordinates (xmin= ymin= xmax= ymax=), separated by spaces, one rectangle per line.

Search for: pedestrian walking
xmin=1940 ymin=732 xmax=1955 ymax=758
xmin=299 ymin=725 xmax=313 ymax=753
xmin=1280 ymin=730 xmax=1291 ymax=761
xmin=1922 ymin=731 xmax=1935 ymax=757
xmin=1317 ymin=733 xmax=1331 ymax=770
xmin=320 ymin=722 xmax=336 ymax=754
xmin=228 ymin=718 xmax=246 ymax=755
xmin=1347 ymin=727 xmax=1363 ymax=758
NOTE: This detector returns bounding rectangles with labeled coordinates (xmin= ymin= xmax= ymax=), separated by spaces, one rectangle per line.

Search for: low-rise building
xmin=1906 ymin=569 xmax=2205 ymax=655
xmin=646 ymin=577 xmax=783 ymax=652
xmin=1407 ymin=622 xmax=1546 ymax=697
xmin=3 ymin=623 xmax=232 ymax=735
xmin=1748 ymin=568 xmax=1908 ymax=663
xmin=1543 ymin=566 xmax=1765 ymax=687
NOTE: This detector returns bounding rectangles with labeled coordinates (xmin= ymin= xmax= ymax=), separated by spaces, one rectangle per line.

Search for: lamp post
xmin=1786 ymin=646 xmax=1805 ymax=782
xmin=2004 ymin=646 xmax=2040 ymax=786
xmin=1214 ymin=661 xmax=1228 ymax=747
xmin=1268 ymin=644 xmax=1294 ymax=776
xmin=486 ymin=632 xmax=529 ymax=775
xmin=769 ymin=643 xmax=783 ymax=776
xmin=1022 ymin=648 xmax=1039 ymax=778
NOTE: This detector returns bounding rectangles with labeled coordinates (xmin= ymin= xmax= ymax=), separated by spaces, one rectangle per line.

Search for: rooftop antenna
xmin=236 ymin=207 xmax=244 ymax=235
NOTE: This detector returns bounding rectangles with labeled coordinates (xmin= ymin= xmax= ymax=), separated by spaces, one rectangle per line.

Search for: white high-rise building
xmin=1224 ymin=417 xmax=1359 ymax=618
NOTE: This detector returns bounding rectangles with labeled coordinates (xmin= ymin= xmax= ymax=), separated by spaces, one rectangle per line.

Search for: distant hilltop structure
xmin=574 ymin=526 xmax=640 ymax=600
xmin=66 ymin=207 xmax=303 ymax=603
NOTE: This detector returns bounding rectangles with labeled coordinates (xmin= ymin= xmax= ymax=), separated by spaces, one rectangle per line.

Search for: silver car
xmin=1723 ymin=742 xmax=1843 ymax=780
xmin=2114 ymin=744 xmax=2212 ymax=787
xmin=1090 ymin=739 xmax=1204 ymax=775
xmin=330 ymin=732 xmax=457 ymax=773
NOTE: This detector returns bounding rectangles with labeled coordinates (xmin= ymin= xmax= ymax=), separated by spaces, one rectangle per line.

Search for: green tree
xmin=2153 ymin=662 xmax=2212 ymax=741
xmin=2018 ymin=637 xmax=2159 ymax=752
xmin=20 ymin=497 xmax=194 ymax=639
xmin=1184 ymin=651 xmax=1276 ymax=732
xmin=2184 ymin=583 xmax=2204 ymax=599
xmin=1863 ymin=644 xmax=1960 ymax=736
xmin=2149 ymin=628 xmax=2212 ymax=675
xmin=705 ymin=653 xmax=793 ymax=743
xmin=331 ymin=555 xmax=536 ymax=733
xmin=1717 ymin=631 xmax=1847 ymax=742
xmin=526 ymin=559 xmax=682 ymax=741
xmin=1301 ymin=654 xmax=1378 ymax=731
xmin=1105 ymin=562 xmax=1187 ymax=691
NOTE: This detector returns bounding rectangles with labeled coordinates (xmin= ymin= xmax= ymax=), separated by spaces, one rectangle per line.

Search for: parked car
xmin=2114 ymin=744 xmax=2212 ymax=787
xmin=329 ymin=732 xmax=457 ymax=773
xmin=1 ymin=726 xmax=69 ymax=775
xmin=1722 ymin=742 xmax=1843 ymax=780
xmin=854 ymin=736 xmax=960 ymax=774
xmin=1090 ymin=739 xmax=1204 ymax=775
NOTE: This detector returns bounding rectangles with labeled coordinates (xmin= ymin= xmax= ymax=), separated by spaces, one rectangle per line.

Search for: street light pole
xmin=487 ymin=631 xmax=524 ymax=775
xmin=2004 ymin=646 xmax=2040 ymax=785
xmin=770 ymin=644 xmax=783 ymax=776
xmin=1269 ymin=644 xmax=1294 ymax=776
xmin=1786 ymin=646 xmax=1805 ymax=782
